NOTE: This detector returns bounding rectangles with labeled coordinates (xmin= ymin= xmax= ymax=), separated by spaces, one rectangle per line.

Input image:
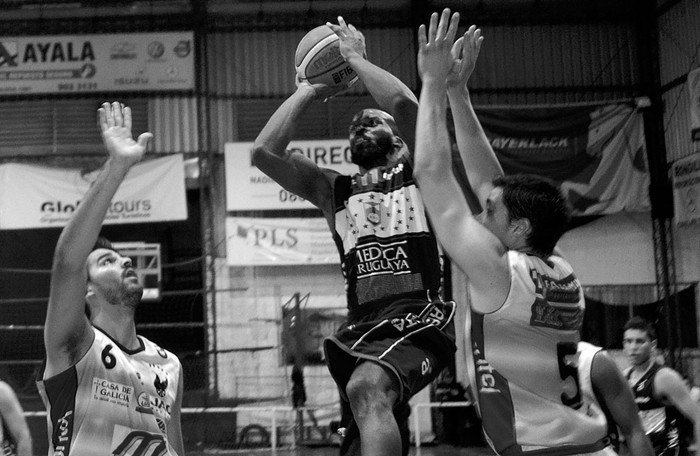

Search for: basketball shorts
xmin=323 ymin=298 xmax=457 ymax=405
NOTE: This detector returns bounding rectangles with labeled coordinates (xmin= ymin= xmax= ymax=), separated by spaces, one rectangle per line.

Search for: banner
xmin=689 ymin=67 xmax=700 ymax=149
xmin=672 ymin=152 xmax=700 ymax=225
xmin=226 ymin=217 xmax=338 ymax=266
xmin=225 ymin=140 xmax=358 ymax=211
xmin=476 ymin=103 xmax=650 ymax=216
xmin=0 ymin=32 xmax=194 ymax=95
xmin=0 ymin=155 xmax=187 ymax=229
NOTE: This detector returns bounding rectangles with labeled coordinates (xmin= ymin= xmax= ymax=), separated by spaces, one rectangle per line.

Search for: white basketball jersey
xmin=468 ymin=251 xmax=611 ymax=456
xmin=37 ymin=326 xmax=181 ymax=456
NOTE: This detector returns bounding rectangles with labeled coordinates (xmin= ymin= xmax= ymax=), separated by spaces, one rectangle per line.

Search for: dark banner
xmin=474 ymin=104 xmax=650 ymax=216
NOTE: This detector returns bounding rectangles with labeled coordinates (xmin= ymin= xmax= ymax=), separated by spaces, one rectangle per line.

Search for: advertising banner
xmin=0 ymin=154 xmax=187 ymax=229
xmin=0 ymin=32 xmax=194 ymax=95
xmin=477 ymin=103 xmax=650 ymax=216
xmin=225 ymin=140 xmax=358 ymax=211
xmin=226 ymin=217 xmax=338 ymax=266
xmin=672 ymin=152 xmax=700 ymax=225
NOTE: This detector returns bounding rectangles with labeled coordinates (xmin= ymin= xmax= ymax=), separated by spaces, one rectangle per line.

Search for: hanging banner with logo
xmin=225 ymin=140 xmax=358 ymax=211
xmin=0 ymin=32 xmax=194 ymax=96
xmin=671 ymin=152 xmax=700 ymax=225
xmin=476 ymin=103 xmax=650 ymax=216
xmin=0 ymin=154 xmax=187 ymax=229
xmin=689 ymin=67 xmax=700 ymax=151
xmin=226 ymin=217 xmax=338 ymax=266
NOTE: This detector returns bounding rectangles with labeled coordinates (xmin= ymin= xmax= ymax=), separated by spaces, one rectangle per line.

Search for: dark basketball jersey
xmin=329 ymin=155 xmax=441 ymax=317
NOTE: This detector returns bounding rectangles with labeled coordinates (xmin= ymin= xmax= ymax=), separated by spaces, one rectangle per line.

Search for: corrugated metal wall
xmin=208 ymin=21 xmax=640 ymax=150
xmin=659 ymin=0 xmax=700 ymax=162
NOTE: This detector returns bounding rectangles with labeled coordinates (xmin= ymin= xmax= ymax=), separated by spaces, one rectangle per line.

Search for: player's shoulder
xmin=139 ymin=335 xmax=181 ymax=366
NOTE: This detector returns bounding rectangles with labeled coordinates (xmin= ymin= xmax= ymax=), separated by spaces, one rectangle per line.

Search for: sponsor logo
xmin=21 ymin=41 xmax=95 ymax=64
xmin=0 ymin=42 xmax=18 ymax=67
xmin=147 ymin=41 xmax=165 ymax=60
xmin=472 ymin=342 xmax=501 ymax=394
xmin=355 ymin=241 xmax=410 ymax=277
xmin=173 ymin=40 xmax=191 ymax=58
xmin=112 ymin=430 xmax=166 ymax=456
xmin=154 ymin=374 xmax=168 ymax=398
xmin=110 ymin=42 xmax=137 ymax=60
xmin=52 ymin=410 xmax=73 ymax=456
xmin=92 ymin=377 xmax=132 ymax=408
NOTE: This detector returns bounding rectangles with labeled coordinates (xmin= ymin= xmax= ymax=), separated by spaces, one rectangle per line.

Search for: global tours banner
xmin=0 ymin=154 xmax=187 ymax=229
xmin=0 ymin=32 xmax=194 ymax=96
xmin=475 ymin=103 xmax=650 ymax=216
xmin=226 ymin=217 xmax=338 ymax=266
xmin=225 ymin=104 xmax=649 ymax=217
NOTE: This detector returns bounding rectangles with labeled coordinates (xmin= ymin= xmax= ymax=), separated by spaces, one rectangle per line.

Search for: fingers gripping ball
xmin=295 ymin=25 xmax=358 ymax=91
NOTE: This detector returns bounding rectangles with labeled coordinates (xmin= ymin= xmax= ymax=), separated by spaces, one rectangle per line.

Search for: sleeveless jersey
xmin=1 ymin=413 xmax=17 ymax=456
xmin=330 ymin=155 xmax=441 ymax=317
xmin=468 ymin=250 xmax=609 ymax=456
xmin=625 ymin=362 xmax=680 ymax=455
xmin=37 ymin=326 xmax=181 ymax=456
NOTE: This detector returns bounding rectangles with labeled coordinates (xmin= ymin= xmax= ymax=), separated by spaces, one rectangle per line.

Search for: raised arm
xmin=590 ymin=351 xmax=654 ymax=456
xmin=446 ymin=27 xmax=503 ymax=206
xmin=327 ymin=17 xmax=418 ymax=152
xmin=655 ymin=368 xmax=700 ymax=450
xmin=251 ymin=83 xmax=336 ymax=215
xmin=0 ymin=381 xmax=32 ymax=456
xmin=414 ymin=9 xmax=510 ymax=310
xmin=45 ymin=102 xmax=152 ymax=377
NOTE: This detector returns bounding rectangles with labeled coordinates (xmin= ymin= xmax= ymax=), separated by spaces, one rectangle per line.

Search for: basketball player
xmin=253 ymin=17 xmax=456 ymax=456
xmin=37 ymin=102 xmax=184 ymax=456
xmin=0 ymin=380 xmax=32 ymax=456
xmin=623 ymin=316 xmax=700 ymax=456
xmin=413 ymin=9 xmax=653 ymax=456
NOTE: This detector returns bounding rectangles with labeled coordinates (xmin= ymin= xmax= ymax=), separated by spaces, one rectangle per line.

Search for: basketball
xmin=295 ymin=25 xmax=359 ymax=91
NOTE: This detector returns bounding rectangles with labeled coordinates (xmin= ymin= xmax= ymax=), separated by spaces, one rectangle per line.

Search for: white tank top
xmin=37 ymin=326 xmax=181 ymax=456
xmin=468 ymin=251 xmax=611 ymax=455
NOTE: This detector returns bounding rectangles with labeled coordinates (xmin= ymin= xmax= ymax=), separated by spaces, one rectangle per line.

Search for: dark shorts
xmin=324 ymin=298 xmax=456 ymax=403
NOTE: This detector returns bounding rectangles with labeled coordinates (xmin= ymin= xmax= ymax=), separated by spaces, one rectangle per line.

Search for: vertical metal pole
xmin=193 ymin=0 xmax=219 ymax=398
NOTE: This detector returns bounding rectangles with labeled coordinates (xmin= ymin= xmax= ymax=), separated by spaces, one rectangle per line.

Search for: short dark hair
xmin=92 ymin=236 xmax=116 ymax=253
xmin=492 ymin=174 xmax=571 ymax=256
xmin=623 ymin=316 xmax=657 ymax=341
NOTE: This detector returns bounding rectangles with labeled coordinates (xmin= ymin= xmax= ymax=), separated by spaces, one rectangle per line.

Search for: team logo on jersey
xmin=154 ymin=374 xmax=168 ymax=398
xmin=363 ymin=201 xmax=381 ymax=225
xmin=92 ymin=378 xmax=132 ymax=408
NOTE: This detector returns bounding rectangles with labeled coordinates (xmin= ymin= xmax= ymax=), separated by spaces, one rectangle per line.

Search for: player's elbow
xmin=251 ymin=145 xmax=270 ymax=170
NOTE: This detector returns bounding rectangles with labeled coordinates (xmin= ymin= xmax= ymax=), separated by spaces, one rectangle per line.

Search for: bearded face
xmin=349 ymin=109 xmax=399 ymax=170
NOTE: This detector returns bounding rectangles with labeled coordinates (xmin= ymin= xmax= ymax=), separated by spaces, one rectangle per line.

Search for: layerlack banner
xmin=478 ymin=103 xmax=650 ymax=216
xmin=0 ymin=154 xmax=187 ymax=229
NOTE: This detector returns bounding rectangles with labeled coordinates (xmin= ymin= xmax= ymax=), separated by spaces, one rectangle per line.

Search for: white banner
xmin=0 ymin=32 xmax=194 ymax=95
xmin=689 ymin=67 xmax=700 ymax=150
xmin=672 ymin=152 xmax=700 ymax=225
xmin=0 ymin=155 xmax=187 ymax=229
xmin=226 ymin=217 xmax=338 ymax=265
xmin=225 ymin=140 xmax=358 ymax=211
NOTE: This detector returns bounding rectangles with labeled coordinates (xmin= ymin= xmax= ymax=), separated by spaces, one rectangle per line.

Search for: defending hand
xmin=417 ymin=9 xmax=461 ymax=84
xmin=98 ymin=101 xmax=152 ymax=166
xmin=446 ymin=25 xmax=483 ymax=89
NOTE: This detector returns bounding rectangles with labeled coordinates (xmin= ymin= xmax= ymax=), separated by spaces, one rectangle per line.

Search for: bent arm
xmin=0 ymin=382 xmax=33 ymax=456
xmin=655 ymin=368 xmax=700 ymax=448
xmin=590 ymin=352 xmax=653 ymax=456
xmin=46 ymin=103 xmax=150 ymax=377
xmin=252 ymin=84 xmax=333 ymax=214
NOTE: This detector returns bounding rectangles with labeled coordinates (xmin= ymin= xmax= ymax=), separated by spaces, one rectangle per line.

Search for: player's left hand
xmin=326 ymin=17 xmax=367 ymax=61
xmin=98 ymin=101 xmax=152 ymax=166
xmin=446 ymin=25 xmax=483 ymax=89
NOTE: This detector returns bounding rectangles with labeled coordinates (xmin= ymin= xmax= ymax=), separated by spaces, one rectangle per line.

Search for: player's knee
xmin=346 ymin=364 xmax=397 ymax=412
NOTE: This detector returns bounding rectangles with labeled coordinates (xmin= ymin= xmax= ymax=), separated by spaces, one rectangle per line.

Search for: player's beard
xmin=351 ymin=132 xmax=395 ymax=169
xmin=103 ymin=282 xmax=144 ymax=311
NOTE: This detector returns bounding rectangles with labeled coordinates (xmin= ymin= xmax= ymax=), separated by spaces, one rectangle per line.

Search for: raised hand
xmin=326 ymin=16 xmax=367 ymax=61
xmin=98 ymin=101 xmax=152 ymax=166
xmin=446 ymin=25 xmax=483 ymax=89
xmin=417 ymin=9 xmax=461 ymax=84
